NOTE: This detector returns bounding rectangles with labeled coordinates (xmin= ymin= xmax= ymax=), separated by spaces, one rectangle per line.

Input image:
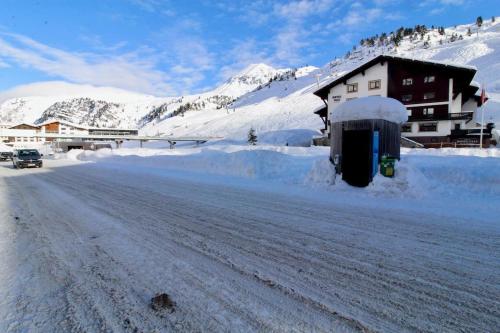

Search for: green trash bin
xmin=380 ymin=155 xmax=396 ymax=177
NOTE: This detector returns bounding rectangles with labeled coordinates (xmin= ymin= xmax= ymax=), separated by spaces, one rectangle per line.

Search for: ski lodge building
xmin=1 ymin=119 xmax=138 ymax=144
xmin=313 ymin=55 xmax=490 ymax=147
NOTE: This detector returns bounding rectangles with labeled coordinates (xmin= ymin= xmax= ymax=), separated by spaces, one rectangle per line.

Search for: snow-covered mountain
xmin=142 ymin=18 xmax=500 ymax=142
xmin=1 ymin=18 xmax=499 ymax=140
xmin=0 ymin=82 xmax=166 ymax=128
xmin=0 ymin=63 xmax=288 ymax=128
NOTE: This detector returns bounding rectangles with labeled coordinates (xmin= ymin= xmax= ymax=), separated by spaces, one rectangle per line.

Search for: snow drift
xmin=60 ymin=146 xmax=500 ymax=209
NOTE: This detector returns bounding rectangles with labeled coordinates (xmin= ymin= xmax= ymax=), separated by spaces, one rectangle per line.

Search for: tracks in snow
xmin=0 ymin=161 xmax=498 ymax=332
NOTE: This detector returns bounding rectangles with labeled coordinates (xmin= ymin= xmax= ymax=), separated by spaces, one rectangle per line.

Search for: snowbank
xmin=58 ymin=145 xmax=500 ymax=207
xmin=401 ymin=147 xmax=500 ymax=157
xmin=63 ymin=146 xmax=335 ymax=187
xmin=332 ymin=96 xmax=408 ymax=124
xmin=0 ymin=142 xmax=13 ymax=152
xmin=257 ymin=129 xmax=319 ymax=147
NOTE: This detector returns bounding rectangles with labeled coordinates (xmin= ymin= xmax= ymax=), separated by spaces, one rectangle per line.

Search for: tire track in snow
xmin=37 ymin=164 xmax=500 ymax=332
xmin=1 ymin=162 xmax=499 ymax=332
xmin=32 ymin=165 xmax=365 ymax=332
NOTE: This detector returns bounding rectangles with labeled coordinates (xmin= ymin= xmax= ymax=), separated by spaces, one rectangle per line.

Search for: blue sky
xmin=0 ymin=0 xmax=497 ymax=96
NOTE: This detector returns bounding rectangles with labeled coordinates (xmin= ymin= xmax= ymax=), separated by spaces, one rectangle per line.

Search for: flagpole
xmin=479 ymin=105 xmax=484 ymax=149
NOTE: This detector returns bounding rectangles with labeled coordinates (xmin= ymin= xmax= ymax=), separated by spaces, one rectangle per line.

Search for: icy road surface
xmin=0 ymin=160 xmax=498 ymax=332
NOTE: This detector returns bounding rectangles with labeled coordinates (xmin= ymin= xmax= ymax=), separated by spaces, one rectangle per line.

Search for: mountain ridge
xmin=1 ymin=18 xmax=498 ymax=138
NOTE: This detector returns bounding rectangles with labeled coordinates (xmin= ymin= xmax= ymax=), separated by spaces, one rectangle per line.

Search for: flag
xmin=480 ymin=86 xmax=487 ymax=106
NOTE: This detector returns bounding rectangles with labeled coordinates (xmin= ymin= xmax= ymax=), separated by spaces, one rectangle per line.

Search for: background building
xmin=314 ymin=55 xmax=490 ymax=147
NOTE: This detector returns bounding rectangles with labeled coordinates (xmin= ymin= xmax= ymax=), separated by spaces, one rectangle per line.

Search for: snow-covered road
xmin=0 ymin=159 xmax=498 ymax=332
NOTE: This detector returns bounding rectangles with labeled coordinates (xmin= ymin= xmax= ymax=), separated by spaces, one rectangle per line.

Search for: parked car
xmin=12 ymin=149 xmax=43 ymax=168
xmin=0 ymin=151 xmax=13 ymax=161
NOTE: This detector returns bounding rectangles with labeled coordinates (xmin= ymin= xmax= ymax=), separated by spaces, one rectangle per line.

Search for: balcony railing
xmin=37 ymin=130 xmax=59 ymax=134
xmin=449 ymin=112 xmax=474 ymax=120
xmin=408 ymin=112 xmax=473 ymax=122
xmin=450 ymin=128 xmax=491 ymax=138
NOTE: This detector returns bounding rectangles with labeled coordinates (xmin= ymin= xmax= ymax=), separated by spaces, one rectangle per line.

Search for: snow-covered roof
xmin=37 ymin=119 xmax=89 ymax=129
xmin=36 ymin=119 xmax=138 ymax=131
xmin=470 ymin=80 xmax=481 ymax=88
xmin=383 ymin=55 xmax=477 ymax=71
xmin=314 ymin=54 xmax=477 ymax=99
xmin=331 ymin=96 xmax=408 ymax=124
xmin=9 ymin=122 xmax=39 ymax=128
xmin=312 ymin=104 xmax=327 ymax=114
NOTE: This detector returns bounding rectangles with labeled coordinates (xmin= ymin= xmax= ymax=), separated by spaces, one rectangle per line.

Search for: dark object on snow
xmin=151 ymin=293 xmax=175 ymax=312
xmin=329 ymin=97 xmax=405 ymax=187
xmin=0 ymin=152 xmax=13 ymax=161
xmin=247 ymin=127 xmax=258 ymax=145
xmin=12 ymin=149 xmax=43 ymax=169
xmin=332 ymin=119 xmax=401 ymax=187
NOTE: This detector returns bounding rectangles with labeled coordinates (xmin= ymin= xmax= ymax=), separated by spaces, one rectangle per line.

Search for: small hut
xmin=330 ymin=96 xmax=407 ymax=187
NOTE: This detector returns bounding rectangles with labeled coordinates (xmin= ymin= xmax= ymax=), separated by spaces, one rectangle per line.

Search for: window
xmin=423 ymin=107 xmax=434 ymax=116
xmin=424 ymin=76 xmax=435 ymax=83
xmin=368 ymin=79 xmax=381 ymax=90
xmin=419 ymin=122 xmax=437 ymax=132
xmin=346 ymin=83 xmax=358 ymax=93
xmin=402 ymin=123 xmax=412 ymax=132
xmin=402 ymin=78 xmax=413 ymax=86
xmin=423 ymin=92 xmax=436 ymax=100
xmin=401 ymin=94 xmax=412 ymax=102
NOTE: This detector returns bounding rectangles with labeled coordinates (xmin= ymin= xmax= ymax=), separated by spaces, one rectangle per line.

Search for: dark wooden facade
xmin=314 ymin=55 xmax=475 ymax=100
xmin=387 ymin=61 xmax=450 ymax=106
xmin=407 ymin=104 xmax=449 ymax=121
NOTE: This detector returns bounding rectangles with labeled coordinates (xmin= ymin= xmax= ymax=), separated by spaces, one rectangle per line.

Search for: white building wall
xmin=0 ymin=124 xmax=12 ymax=142
xmin=462 ymin=98 xmax=478 ymax=112
xmin=451 ymin=92 xmax=462 ymax=114
xmin=402 ymin=121 xmax=452 ymax=138
xmin=461 ymin=97 xmax=482 ymax=129
xmin=327 ymin=62 xmax=388 ymax=119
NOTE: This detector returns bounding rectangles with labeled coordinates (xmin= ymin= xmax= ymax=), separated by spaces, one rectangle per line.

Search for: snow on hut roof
xmin=331 ymin=96 xmax=408 ymax=124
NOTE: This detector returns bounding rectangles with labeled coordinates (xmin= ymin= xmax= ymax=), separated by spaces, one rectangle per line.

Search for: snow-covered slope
xmin=214 ymin=63 xmax=286 ymax=97
xmin=0 ymin=64 xmax=287 ymax=128
xmin=142 ymin=19 xmax=500 ymax=143
xmin=0 ymin=82 xmax=169 ymax=128
xmin=1 ymin=19 xmax=499 ymax=137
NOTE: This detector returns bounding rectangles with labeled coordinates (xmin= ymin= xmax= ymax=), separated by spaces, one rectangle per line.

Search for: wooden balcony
xmin=408 ymin=112 xmax=473 ymax=122
xmin=450 ymin=128 xmax=491 ymax=139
